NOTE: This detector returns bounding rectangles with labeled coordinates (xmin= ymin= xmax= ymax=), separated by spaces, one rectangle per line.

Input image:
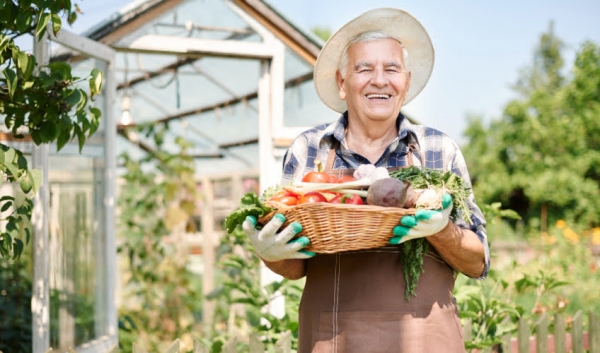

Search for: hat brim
xmin=314 ymin=8 xmax=435 ymax=113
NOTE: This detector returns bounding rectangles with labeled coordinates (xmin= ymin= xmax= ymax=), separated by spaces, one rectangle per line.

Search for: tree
xmin=462 ymin=24 xmax=600 ymax=231
xmin=0 ymin=0 xmax=103 ymax=258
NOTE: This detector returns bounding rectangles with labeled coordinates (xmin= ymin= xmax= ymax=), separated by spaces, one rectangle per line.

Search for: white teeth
xmin=366 ymin=94 xmax=390 ymax=99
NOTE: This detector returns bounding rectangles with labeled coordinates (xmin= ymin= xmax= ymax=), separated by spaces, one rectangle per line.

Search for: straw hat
xmin=313 ymin=8 xmax=435 ymax=113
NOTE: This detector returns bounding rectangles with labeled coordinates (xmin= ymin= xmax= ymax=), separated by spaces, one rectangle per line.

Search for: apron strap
xmin=324 ymin=139 xmax=339 ymax=171
xmin=407 ymin=143 xmax=419 ymax=167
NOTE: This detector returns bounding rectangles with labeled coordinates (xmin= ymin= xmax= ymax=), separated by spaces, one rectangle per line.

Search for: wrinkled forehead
xmin=346 ymin=38 xmax=407 ymax=62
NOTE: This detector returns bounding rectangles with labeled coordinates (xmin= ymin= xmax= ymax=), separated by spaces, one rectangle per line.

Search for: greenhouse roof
xmin=61 ymin=0 xmax=339 ymax=177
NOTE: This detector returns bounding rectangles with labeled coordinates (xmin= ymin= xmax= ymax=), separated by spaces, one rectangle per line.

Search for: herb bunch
xmin=390 ymin=166 xmax=472 ymax=224
xmin=224 ymin=193 xmax=272 ymax=234
xmin=389 ymin=166 xmax=473 ymax=300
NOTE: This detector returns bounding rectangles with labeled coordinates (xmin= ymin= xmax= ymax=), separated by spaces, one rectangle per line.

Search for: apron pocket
xmin=313 ymin=311 xmax=420 ymax=353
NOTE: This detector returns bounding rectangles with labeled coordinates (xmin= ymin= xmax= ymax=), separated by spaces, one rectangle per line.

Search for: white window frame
xmin=31 ymin=27 xmax=117 ymax=353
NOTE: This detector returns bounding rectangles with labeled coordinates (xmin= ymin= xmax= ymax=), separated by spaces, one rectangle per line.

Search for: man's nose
xmin=370 ymin=69 xmax=387 ymax=86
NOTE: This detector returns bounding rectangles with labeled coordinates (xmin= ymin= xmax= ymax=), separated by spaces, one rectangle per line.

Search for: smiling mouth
xmin=366 ymin=94 xmax=391 ymax=100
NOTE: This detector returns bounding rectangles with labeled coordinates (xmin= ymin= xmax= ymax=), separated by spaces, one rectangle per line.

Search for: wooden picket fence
xmin=49 ymin=311 xmax=599 ymax=353
xmin=465 ymin=310 xmax=600 ymax=353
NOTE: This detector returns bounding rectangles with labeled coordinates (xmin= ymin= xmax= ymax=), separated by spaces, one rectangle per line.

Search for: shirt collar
xmin=324 ymin=111 xmax=420 ymax=148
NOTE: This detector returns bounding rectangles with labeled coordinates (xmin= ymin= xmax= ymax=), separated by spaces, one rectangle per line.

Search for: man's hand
xmin=390 ymin=193 xmax=453 ymax=245
xmin=243 ymin=214 xmax=315 ymax=262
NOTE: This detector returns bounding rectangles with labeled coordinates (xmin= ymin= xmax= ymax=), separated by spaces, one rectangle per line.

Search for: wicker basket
xmin=258 ymin=201 xmax=416 ymax=254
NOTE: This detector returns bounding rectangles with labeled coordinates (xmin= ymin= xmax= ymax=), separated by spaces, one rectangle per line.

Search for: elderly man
xmin=243 ymin=8 xmax=489 ymax=353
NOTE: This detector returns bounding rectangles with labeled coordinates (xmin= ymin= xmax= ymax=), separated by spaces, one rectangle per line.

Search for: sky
xmin=66 ymin=0 xmax=600 ymax=144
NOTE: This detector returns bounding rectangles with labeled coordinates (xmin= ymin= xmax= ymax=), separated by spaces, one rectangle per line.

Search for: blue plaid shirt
xmin=281 ymin=112 xmax=490 ymax=279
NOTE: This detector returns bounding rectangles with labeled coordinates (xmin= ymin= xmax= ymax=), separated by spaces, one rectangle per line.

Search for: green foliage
xmin=224 ymin=193 xmax=272 ymax=234
xmin=0 ymin=144 xmax=41 ymax=259
xmin=456 ymin=270 xmax=521 ymax=350
xmin=0 ymin=0 xmax=103 ymax=259
xmin=462 ymin=24 xmax=600 ymax=230
xmin=0 ymin=251 xmax=33 ymax=352
xmin=207 ymin=221 xmax=302 ymax=351
xmin=454 ymin=24 xmax=600 ymax=350
xmin=117 ymin=124 xmax=203 ymax=353
xmin=390 ymin=166 xmax=473 ymax=223
xmin=310 ymin=26 xmax=331 ymax=42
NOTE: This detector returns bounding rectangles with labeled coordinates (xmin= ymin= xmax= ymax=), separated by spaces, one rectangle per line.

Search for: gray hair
xmin=338 ymin=31 xmax=409 ymax=78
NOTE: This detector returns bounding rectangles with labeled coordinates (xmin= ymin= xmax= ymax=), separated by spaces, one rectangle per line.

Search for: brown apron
xmin=297 ymin=143 xmax=466 ymax=353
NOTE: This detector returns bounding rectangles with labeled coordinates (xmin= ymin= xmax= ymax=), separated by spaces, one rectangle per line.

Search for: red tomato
xmin=335 ymin=175 xmax=357 ymax=183
xmin=329 ymin=194 xmax=343 ymax=204
xmin=271 ymin=195 xmax=298 ymax=206
xmin=302 ymin=171 xmax=333 ymax=183
xmin=298 ymin=191 xmax=328 ymax=204
xmin=329 ymin=193 xmax=364 ymax=205
xmin=270 ymin=190 xmax=290 ymax=200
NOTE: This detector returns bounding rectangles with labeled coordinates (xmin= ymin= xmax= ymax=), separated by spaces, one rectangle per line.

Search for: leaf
xmin=0 ymin=195 xmax=15 ymax=202
xmin=4 ymin=147 xmax=15 ymax=164
xmin=75 ymin=125 xmax=85 ymax=153
xmin=0 ymin=34 xmax=10 ymax=52
xmin=3 ymin=162 xmax=19 ymax=181
xmin=1 ymin=200 xmax=12 ymax=212
xmin=22 ymin=54 xmax=36 ymax=79
xmin=90 ymin=68 xmax=103 ymax=96
xmin=3 ymin=68 xmax=18 ymax=100
xmin=39 ymin=120 xmax=59 ymax=142
xmin=51 ymin=13 xmax=62 ymax=35
xmin=19 ymin=172 xmax=32 ymax=193
xmin=224 ymin=193 xmax=272 ymax=234
xmin=16 ymin=11 xmax=32 ymax=33
xmin=15 ymin=50 xmax=28 ymax=73
xmin=88 ymin=107 xmax=101 ymax=136
xmin=499 ymin=209 xmax=521 ymax=220
xmin=29 ymin=169 xmax=43 ymax=194
xmin=35 ymin=12 xmax=51 ymax=38
xmin=16 ymin=151 xmax=27 ymax=169
xmin=30 ymin=130 xmax=42 ymax=145
xmin=12 ymin=238 xmax=24 ymax=259
xmin=47 ymin=61 xmax=72 ymax=80
xmin=76 ymin=89 xmax=88 ymax=111
xmin=65 ymin=88 xmax=82 ymax=107
xmin=56 ymin=127 xmax=72 ymax=152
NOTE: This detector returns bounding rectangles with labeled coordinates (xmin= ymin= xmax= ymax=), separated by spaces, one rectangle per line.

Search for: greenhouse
xmin=1 ymin=0 xmax=335 ymax=351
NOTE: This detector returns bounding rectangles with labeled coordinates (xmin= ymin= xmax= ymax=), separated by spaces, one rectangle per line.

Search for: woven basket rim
xmin=264 ymin=200 xmax=417 ymax=213
xmin=257 ymin=201 xmax=417 ymax=253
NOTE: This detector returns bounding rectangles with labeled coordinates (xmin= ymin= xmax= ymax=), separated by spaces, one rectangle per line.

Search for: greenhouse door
xmin=31 ymin=28 xmax=117 ymax=353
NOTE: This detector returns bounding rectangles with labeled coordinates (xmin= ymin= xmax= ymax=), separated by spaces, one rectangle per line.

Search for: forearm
xmin=262 ymin=258 xmax=307 ymax=280
xmin=427 ymin=221 xmax=486 ymax=278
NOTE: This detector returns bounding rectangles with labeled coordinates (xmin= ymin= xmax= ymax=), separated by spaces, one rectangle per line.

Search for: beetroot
xmin=366 ymin=178 xmax=420 ymax=208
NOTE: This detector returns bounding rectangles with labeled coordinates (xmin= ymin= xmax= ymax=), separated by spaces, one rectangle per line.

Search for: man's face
xmin=336 ymin=38 xmax=411 ymax=123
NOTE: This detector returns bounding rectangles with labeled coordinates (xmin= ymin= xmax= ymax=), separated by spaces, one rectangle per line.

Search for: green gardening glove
xmin=389 ymin=193 xmax=453 ymax=245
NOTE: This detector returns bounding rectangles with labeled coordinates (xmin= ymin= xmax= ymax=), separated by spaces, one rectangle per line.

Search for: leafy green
xmin=224 ymin=193 xmax=272 ymax=234
xmin=400 ymin=238 xmax=428 ymax=300
xmin=390 ymin=166 xmax=472 ymax=224
xmin=389 ymin=166 xmax=473 ymax=300
xmin=261 ymin=184 xmax=283 ymax=201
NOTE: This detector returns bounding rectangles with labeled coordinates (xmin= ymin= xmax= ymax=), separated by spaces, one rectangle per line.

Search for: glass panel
xmin=283 ymin=48 xmax=337 ymax=127
xmin=108 ymin=0 xmax=337 ymax=177
xmin=115 ymin=53 xmax=260 ymax=125
xmin=112 ymin=0 xmax=262 ymax=47
xmin=47 ymin=56 xmax=108 ymax=350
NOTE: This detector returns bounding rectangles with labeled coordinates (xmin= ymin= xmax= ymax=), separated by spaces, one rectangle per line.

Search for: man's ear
xmin=336 ymin=70 xmax=346 ymax=100
xmin=405 ymin=70 xmax=412 ymax=93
